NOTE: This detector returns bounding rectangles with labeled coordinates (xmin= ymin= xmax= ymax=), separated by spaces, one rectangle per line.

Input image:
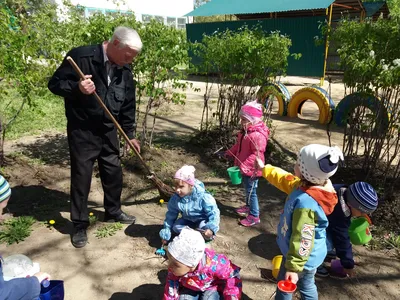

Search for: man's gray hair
xmin=111 ymin=26 xmax=143 ymax=52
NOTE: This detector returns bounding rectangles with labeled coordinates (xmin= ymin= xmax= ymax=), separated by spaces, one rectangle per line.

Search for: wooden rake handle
xmin=66 ymin=56 xmax=152 ymax=175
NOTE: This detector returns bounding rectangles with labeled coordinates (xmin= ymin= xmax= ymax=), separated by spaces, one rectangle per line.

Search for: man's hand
xmin=79 ymin=75 xmax=95 ymax=95
xmin=285 ymin=271 xmax=299 ymax=284
xmin=161 ymin=239 xmax=168 ymax=245
xmin=126 ymin=139 xmax=141 ymax=154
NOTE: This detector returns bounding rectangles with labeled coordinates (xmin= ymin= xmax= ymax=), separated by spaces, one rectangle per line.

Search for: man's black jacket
xmin=48 ymin=44 xmax=136 ymax=138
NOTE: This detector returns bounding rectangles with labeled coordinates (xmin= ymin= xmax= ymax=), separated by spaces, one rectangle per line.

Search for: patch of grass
xmin=95 ymin=222 xmax=123 ymax=238
xmin=206 ymin=171 xmax=218 ymax=178
xmin=386 ymin=233 xmax=400 ymax=249
xmin=206 ymin=188 xmax=217 ymax=196
xmin=0 ymin=216 xmax=36 ymax=245
xmin=8 ymin=151 xmax=47 ymax=166
xmin=0 ymin=87 xmax=66 ymax=140
xmin=366 ymin=226 xmax=400 ymax=258
xmin=152 ymin=135 xmax=191 ymax=150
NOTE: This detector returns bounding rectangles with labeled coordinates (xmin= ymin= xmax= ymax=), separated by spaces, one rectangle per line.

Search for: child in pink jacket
xmin=226 ymin=101 xmax=269 ymax=227
xmin=163 ymin=227 xmax=242 ymax=300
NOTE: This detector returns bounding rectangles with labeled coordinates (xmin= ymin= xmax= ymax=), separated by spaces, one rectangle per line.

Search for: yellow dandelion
xmin=159 ymin=199 xmax=164 ymax=204
xmin=49 ymin=220 xmax=55 ymax=225
xmin=89 ymin=212 xmax=94 ymax=216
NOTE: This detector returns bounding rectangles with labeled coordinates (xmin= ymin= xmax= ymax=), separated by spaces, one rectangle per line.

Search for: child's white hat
xmin=167 ymin=227 xmax=205 ymax=267
xmin=297 ymin=144 xmax=344 ymax=185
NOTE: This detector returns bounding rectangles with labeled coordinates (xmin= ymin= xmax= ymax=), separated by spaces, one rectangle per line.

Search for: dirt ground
xmin=1 ymin=76 xmax=400 ymax=300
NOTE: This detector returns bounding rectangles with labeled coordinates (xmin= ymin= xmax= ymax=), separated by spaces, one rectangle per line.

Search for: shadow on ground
xmin=109 ymin=269 xmax=167 ymax=300
xmin=248 ymin=233 xmax=280 ymax=261
xmin=9 ymin=185 xmax=100 ymax=235
xmin=109 ymin=269 xmax=253 ymax=300
xmin=15 ymin=133 xmax=70 ymax=166
xmin=125 ymin=223 xmax=162 ymax=249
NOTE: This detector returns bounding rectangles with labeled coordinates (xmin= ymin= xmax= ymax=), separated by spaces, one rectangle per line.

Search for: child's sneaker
xmin=316 ymin=265 xmax=329 ymax=277
xmin=330 ymin=270 xmax=348 ymax=279
xmin=239 ymin=215 xmax=260 ymax=227
xmin=235 ymin=205 xmax=250 ymax=216
xmin=326 ymin=250 xmax=337 ymax=260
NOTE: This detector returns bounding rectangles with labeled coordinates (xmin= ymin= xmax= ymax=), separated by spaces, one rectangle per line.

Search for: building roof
xmin=185 ymin=0 xmax=335 ymax=17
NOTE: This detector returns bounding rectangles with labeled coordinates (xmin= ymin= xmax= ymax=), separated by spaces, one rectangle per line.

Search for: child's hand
xmin=216 ymin=151 xmax=226 ymax=159
xmin=255 ymin=158 xmax=265 ymax=170
xmin=162 ymin=239 xmax=168 ymax=245
xmin=344 ymin=268 xmax=355 ymax=277
xmin=285 ymin=271 xmax=299 ymax=284
xmin=33 ymin=272 xmax=51 ymax=283
xmin=203 ymin=229 xmax=213 ymax=239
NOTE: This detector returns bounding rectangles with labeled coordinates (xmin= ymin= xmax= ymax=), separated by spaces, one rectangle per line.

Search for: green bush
xmin=0 ymin=216 xmax=36 ymax=245
xmin=332 ymin=17 xmax=400 ymax=183
xmin=192 ymin=26 xmax=292 ymax=134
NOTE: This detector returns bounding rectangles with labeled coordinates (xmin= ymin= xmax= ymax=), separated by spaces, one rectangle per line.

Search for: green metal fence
xmin=186 ymin=16 xmax=326 ymax=77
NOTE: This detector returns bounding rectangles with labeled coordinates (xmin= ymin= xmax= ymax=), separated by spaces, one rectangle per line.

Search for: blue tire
xmin=334 ymin=93 xmax=390 ymax=135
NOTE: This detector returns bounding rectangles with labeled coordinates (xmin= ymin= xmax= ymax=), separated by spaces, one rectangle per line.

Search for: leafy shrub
xmin=192 ymin=26 xmax=292 ymax=138
xmin=332 ymin=16 xmax=400 ymax=184
xmin=0 ymin=216 xmax=36 ymax=245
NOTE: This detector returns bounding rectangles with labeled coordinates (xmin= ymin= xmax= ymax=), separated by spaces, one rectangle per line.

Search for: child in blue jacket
xmin=255 ymin=158 xmax=379 ymax=278
xmin=317 ymin=182 xmax=378 ymax=277
xmin=0 ymin=175 xmax=51 ymax=300
xmin=257 ymin=144 xmax=343 ymax=300
xmin=159 ymin=165 xmax=220 ymax=243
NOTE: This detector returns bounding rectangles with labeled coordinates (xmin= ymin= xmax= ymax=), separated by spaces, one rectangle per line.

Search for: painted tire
xmin=258 ymin=83 xmax=290 ymax=116
xmin=288 ymin=86 xmax=335 ymax=124
xmin=334 ymin=93 xmax=390 ymax=134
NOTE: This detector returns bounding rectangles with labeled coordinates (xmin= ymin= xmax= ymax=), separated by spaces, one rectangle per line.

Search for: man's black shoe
xmin=104 ymin=212 xmax=136 ymax=224
xmin=71 ymin=228 xmax=87 ymax=248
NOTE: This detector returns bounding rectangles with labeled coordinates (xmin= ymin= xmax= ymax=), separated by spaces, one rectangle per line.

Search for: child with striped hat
xmin=0 ymin=174 xmax=12 ymax=220
xmin=316 ymin=181 xmax=378 ymax=278
xmin=0 ymin=174 xmax=52 ymax=300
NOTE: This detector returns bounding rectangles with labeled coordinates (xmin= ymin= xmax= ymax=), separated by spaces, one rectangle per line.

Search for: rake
xmin=67 ymin=56 xmax=174 ymax=200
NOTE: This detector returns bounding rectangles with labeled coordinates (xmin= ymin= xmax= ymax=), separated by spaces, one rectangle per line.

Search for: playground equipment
xmin=258 ymin=83 xmax=291 ymax=116
xmin=333 ymin=92 xmax=390 ymax=135
xmin=287 ymin=86 xmax=335 ymax=124
xmin=259 ymin=84 xmax=392 ymax=133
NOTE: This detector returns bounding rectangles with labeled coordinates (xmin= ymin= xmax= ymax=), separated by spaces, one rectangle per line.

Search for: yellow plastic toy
xmin=272 ymin=255 xmax=283 ymax=279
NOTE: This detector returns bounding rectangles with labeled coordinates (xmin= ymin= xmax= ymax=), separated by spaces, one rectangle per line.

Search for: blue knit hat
xmin=347 ymin=182 xmax=378 ymax=214
xmin=0 ymin=175 xmax=11 ymax=203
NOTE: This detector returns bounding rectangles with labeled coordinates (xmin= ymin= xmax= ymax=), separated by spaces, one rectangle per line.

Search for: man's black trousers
xmin=67 ymin=126 xmax=123 ymax=229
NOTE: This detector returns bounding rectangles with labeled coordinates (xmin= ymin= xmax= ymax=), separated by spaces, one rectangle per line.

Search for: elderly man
xmin=48 ymin=26 xmax=142 ymax=248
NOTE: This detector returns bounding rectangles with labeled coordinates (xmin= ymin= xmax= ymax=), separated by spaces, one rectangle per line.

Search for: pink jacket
xmin=163 ymin=248 xmax=242 ymax=300
xmin=227 ymin=122 xmax=269 ymax=177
